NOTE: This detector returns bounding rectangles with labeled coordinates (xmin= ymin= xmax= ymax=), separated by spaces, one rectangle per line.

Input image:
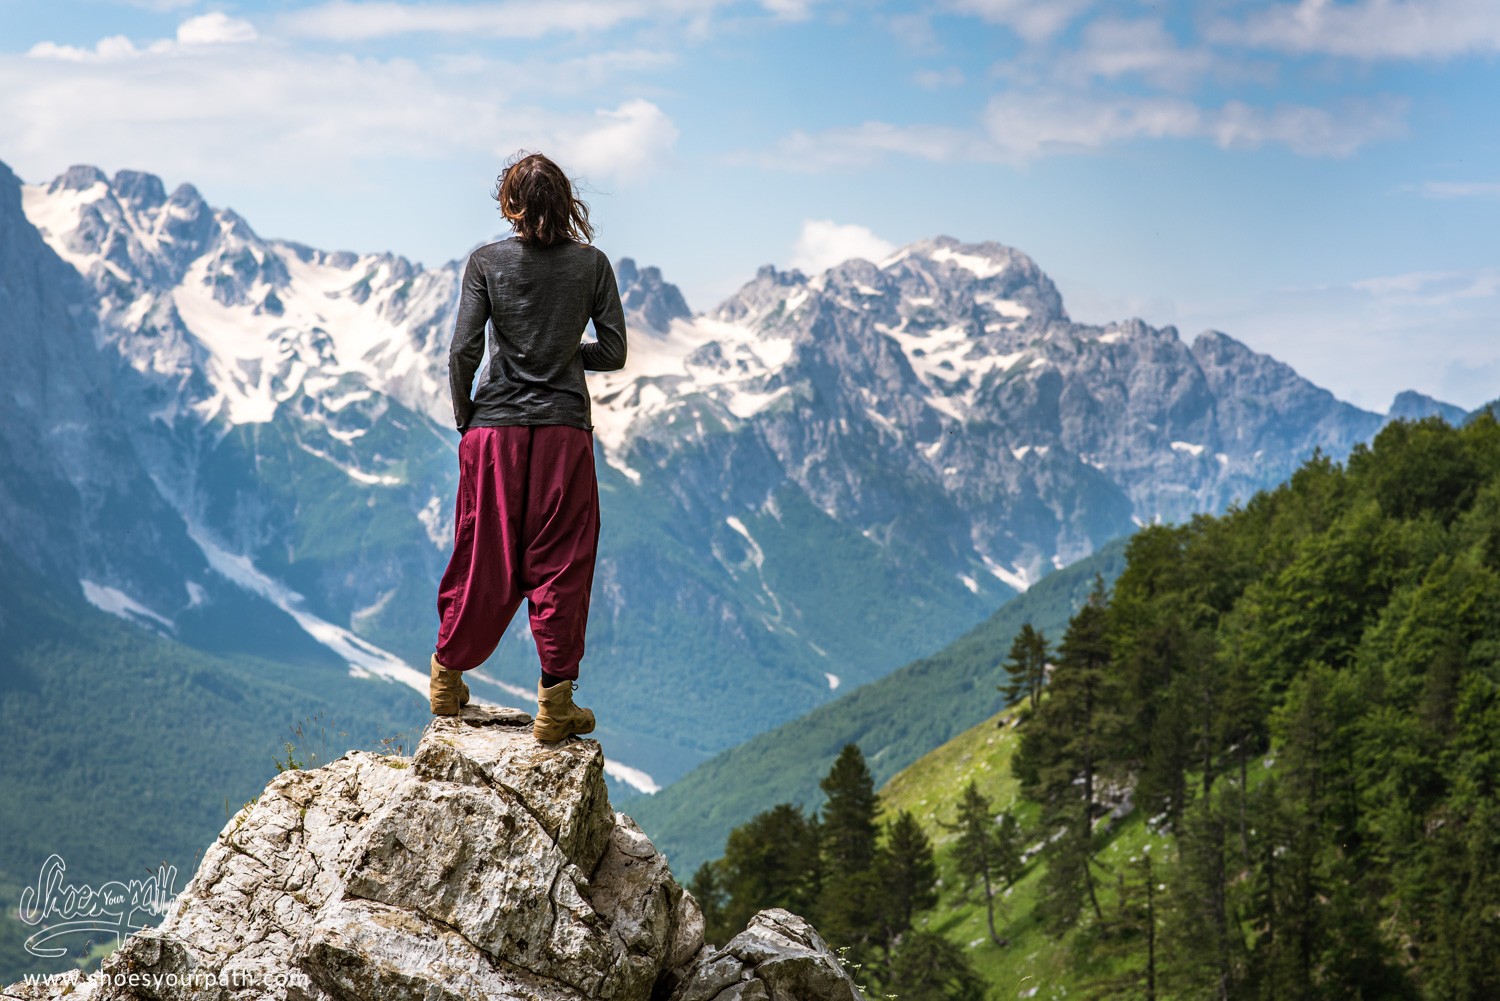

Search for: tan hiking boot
xmin=534 ymin=678 xmax=595 ymax=742
xmin=430 ymin=654 xmax=466 ymax=716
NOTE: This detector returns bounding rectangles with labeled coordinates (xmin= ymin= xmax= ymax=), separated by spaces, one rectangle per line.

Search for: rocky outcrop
xmin=2 ymin=706 xmax=861 ymax=1001
xmin=672 ymin=911 xmax=862 ymax=1001
xmin=615 ymin=257 xmax=692 ymax=334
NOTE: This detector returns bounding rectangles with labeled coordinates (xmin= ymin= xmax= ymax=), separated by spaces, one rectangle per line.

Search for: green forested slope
xmin=630 ymin=537 xmax=1128 ymax=878
xmin=0 ymin=547 xmax=429 ymax=984
xmin=691 ymin=414 xmax=1500 ymax=1000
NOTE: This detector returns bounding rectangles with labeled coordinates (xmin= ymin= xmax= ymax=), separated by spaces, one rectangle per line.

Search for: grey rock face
xmin=0 ymin=160 xmax=207 ymax=612
xmin=671 ymin=909 xmax=862 ymax=1001
xmin=615 ymin=256 xmax=691 ymax=334
xmin=630 ymin=234 xmax=1390 ymax=582
xmin=1 ymin=705 xmax=859 ymax=1001
xmin=1387 ymin=389 xmax=1468 ymax=426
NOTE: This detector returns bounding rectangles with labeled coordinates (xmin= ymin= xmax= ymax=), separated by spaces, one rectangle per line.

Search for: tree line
xmin=691 ymin=411 xmax=1500 ymax=1000
xmin=689 ymin=740 xmax=1010 ymax=1000
xmin=1010 ymin=414 xmax=1500 ymax=999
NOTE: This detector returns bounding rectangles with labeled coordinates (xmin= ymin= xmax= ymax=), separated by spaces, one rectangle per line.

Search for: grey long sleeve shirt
xmin=448 ymin=237 xmax=628 ymax=432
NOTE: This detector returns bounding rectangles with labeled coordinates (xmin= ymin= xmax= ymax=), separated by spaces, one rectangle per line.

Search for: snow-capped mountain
xmin=591 ymin=236 xmax=1383 ymax=589
xmin=21 ymin=164 xmax=457 ymax=431
xmin=4 ymin=161 xmax=1440 ymax=787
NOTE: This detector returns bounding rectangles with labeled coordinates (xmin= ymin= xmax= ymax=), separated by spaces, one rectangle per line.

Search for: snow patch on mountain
xmin=589 ymin=315 xmax=794 ymax=473
xmin=187 ymin=521 xmax=429 ymax=692
xmin=80 ymin=579 xmax=175 ymax=630
xmin=186 ymin=522 xmax=663 ymax=794
xmin=929 ymin=244 xmax=1011 ymax=279
xmin=418 ymin=495 xmax=451 ymax=548
xmin=982 ymin=556 xmax=1032 ymax=593
xmin=21 ymin=172 xmax=457 ymax=436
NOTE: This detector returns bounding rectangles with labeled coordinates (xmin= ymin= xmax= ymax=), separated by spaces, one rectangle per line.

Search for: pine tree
xmin=719 ymin=803 xmax=821 ymax=934
xmin=886 ymin=931 xmax=987 ymax=1001
xmin=1085 ymin=847 xmax=1162 ymax=1001
xmin=1001 ymin=622 xmax=1050 ymax=713
xmin=948 ymin=781 xmax=1019 ymax=947
xmin=875 ymin=810 xmax=938 ymax=944
xmin=1161 ymin=792 xmax=1239 ymax=1001
xmin=689 ymin=860 xmax=729 ymax=945
xmin=1018 ymin=576 xmax=1127 ymax=933
xmin=820 ymin=743 xmax=879 ymax=871
xmin=817 ymin=744 xmax=881 ymax=962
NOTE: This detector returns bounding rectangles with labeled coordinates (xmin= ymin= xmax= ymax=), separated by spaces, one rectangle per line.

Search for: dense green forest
xmin=695 ymin=414 xmax=1500 ymax=1000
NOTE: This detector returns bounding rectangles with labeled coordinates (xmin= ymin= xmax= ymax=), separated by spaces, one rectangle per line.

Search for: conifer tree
xmin=1001 ymin=622 xmax=1050 ymax=713
xmin=948 ymin=781 xmax=1020 ymax=947
xmin=820 ymin=743 xmax=879 ymax=871
xmin=1088 ymin=847 xmax=1162 ymax=1001
xmin=817 ymin=744 xmax=881 ymax=961
xmin=719 ymin=803 xmax=821 ymax=933
xmin=886 ymin=931 xmax=987 ymax=1001
xmin=874 ymin=809 xmax=938 ymax=955
xmin=1018 ymin=576 xmax=1127 ymax=932
xmin=1161 ymin=792 xmax=1239 ymax=1001
xmin=689 ymin=860 xmax=729 ymax=945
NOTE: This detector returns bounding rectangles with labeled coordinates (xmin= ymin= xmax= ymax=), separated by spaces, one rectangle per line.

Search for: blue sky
xmin=2 ymin=0 xmax=1497 ymax=410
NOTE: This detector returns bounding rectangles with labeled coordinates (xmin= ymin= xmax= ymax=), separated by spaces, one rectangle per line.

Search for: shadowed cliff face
xmin=1 ymin=704 xmax=862 ymax=1001
xmin=0 ymin=162 xmax=212 ymax=612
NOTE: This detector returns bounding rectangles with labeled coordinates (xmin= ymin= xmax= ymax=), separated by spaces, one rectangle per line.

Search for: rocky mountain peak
xmin=49 ymin=164 xmax=107 ymax=193
xmin=1387 ymin=389 xmax=1468 ymax=425
xmin=20 ymin=164 xmax=461 ymax=430
xmin=709 ymin=235 xmax=1066 ymax=338
xmin=111 ymin=169 xmax=167 ymax=210
xmin=3 ymin=705 xmax=862 ymax=1001
xmin=615 ymin=256 xmax=692 ymax=334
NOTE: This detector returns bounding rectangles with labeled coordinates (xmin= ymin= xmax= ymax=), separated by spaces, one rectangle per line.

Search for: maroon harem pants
xmin=434 ymin=425 xmax=599 ymax=680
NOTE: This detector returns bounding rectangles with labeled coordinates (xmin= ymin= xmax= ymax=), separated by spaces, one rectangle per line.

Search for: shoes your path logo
xmin=16 ymin=854 xmax=179 ymax=958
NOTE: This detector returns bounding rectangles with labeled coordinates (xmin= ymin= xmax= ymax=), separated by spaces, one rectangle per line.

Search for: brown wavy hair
xmin=493 ymin=151 xmax=593 ymax=246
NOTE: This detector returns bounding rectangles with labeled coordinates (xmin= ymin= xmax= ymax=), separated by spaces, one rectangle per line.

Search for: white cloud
xmin=1352 ymin=267 xmax=1500 ymax=304
xmin=762 ymin=0 xmax=817 ymax=19
xmin=277 ymin=0 xmax=717 ymax=41
xmin=982 ymin=92 xmax=1406 ymax=160
xmin=913 ymin=66 xmax=965 ymax=89
xmin=551 ymin=99 xmax=680 ymax=184
xmin=1062 ymin=18 xmax=1216 ymax=89
xmin=1418 ymin=181 xmax=1500 ymax=199
xmin=1 ymin=40 xmax=517 ymax=184
xmin=758 ymin=121 xmax=980 ymax=170
xmin=107 ymin=0 xmax=199 ymax=9
xmin=27 ymin=13 xmax=258 ymax=61
xmin=1216 ymin=0 xmax=1500 ymax=60
xmin=1207 ymin=98 xmax=1408 ymax=156
xmin=758 ymin=91 xmax=1407 ymax=168
xmin=979 ymin=92 xmax=1204 ymax=158
xmin=177 ymin=13 xmax=258 ymax=46
xmin=789 ymin=220 xmax=896 ymax=274
xmin=3 ymin=23 xmax=683 ymax=191
xmin=939 ymin=0 xmax=1092 ymax=42
xmin=27 ymin=35 xmax=160 ymax=61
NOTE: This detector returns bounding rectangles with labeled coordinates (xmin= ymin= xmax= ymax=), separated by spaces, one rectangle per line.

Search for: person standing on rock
xmin=429 ymin=151 xmax=627 ymax=742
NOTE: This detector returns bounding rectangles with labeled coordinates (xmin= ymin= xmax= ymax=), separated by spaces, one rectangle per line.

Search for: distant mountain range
xmin=1 ymin=159 xmax=1468 ymax=797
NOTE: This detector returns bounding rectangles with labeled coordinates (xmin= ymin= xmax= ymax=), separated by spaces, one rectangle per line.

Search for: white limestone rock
xmin=3 ymin=705 xmax=710 ymax=1001
xmin=670 ymin=909 xmax=863 ymax=1001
